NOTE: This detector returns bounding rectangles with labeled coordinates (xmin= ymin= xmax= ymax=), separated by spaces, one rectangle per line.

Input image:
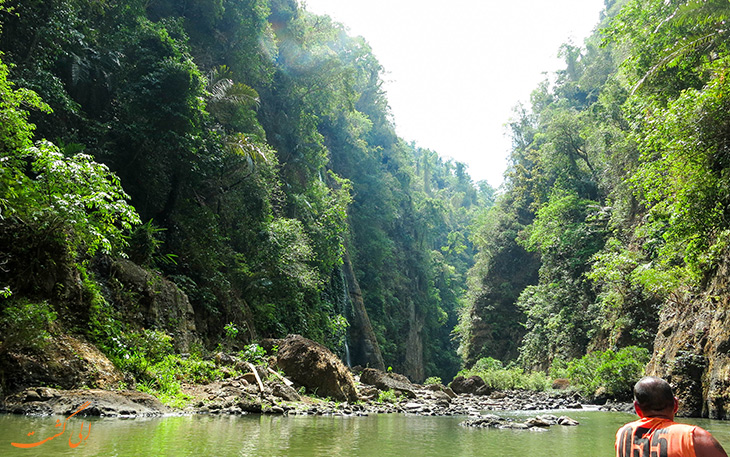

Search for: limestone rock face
xmin=647 ymin=258 xmax=730 ymax=418
xmin=0 ymin=334 xmax=123 ymax=396
xmin=109 ymin=259 xmax=198 ymax=352
xmin=647 ymin=298 xmax=718 ymax=417
xmin=342 ymin=252 xmax=385 ymax=371
xmin=275 ymin=335 xmax=358 ymax=402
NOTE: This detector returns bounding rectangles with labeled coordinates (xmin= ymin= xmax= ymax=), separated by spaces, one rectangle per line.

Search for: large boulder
xmin=275 ymin=335 xmax=358 ymax=402
xmin=272 ymin=383 xmax=301 ymax=402
xmin=360 ymin=368 xmax=416 ymax=398
xmin=450 ymin=375 xmax=493 ymax=396
xmin=425 ymin=382 xmax=457 ymax=399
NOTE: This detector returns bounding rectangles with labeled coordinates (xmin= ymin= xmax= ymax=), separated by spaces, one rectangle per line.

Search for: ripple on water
xmin=4 ymin=410 xmax=730 ymax=457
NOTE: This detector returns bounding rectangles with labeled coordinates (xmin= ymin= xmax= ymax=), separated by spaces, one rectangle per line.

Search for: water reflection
xmin=3 ymin=410 xmax=730 ymax=457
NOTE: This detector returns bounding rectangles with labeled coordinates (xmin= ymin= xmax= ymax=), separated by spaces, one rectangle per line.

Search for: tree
xmin=633 ymin=0 xmax=730 ymax=93
xmin=517 ymin=191 xmax=609 ymax=367
xmin=630 ymin=59 xmax=730 ymax=292
xmin=0 ymin=50 xmax=139 ymax=295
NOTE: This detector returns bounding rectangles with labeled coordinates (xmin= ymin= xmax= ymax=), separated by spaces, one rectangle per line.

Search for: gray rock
xmin=272 ymin=383 xmax=301 ymax=402
xmin=403 ymin=402 xmax=423 ymax=411
xmin=2 ymin=388 xmax=167 ymax=417
xmin=558 ymin=416 xmax=580 ymax=426
xmin=450 ymin=376 xmax=493 ymax=396
xmin=360 ymin=368 xmax=417 ymax=399
xmin=502 ymin=423 xmax=529 ymax=430
xmin=535 ymin=414 xmax=558 ymax=425
xmin=425 ymin=383 xmax=457 ymax=399
xmin=525 ymin=417 xmax=553 ymax=427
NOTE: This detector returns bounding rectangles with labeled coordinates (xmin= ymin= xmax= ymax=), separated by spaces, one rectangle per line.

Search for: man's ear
xmin=673 ymin=397 xmax=679 ymax=415
xmin=634 ymin=401 xmax=646 ymax=418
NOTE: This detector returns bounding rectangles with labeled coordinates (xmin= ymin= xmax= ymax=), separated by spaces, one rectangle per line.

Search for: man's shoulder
xmin=647 ymin=418 xmax=697 ymax=433
xmin=618 ymin=419 xmax=642 ymax=431
xmin=692 ymin=427 xmax=729 ymax=457
xmin=616 ymin=418 xmax=646 ymax=439
xmin=619 ymin=417 xmax=693 ymax=432
xmin=661 ymin=421 xmax=697 ymax=433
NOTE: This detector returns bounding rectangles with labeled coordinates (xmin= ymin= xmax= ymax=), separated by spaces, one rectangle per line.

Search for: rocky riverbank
xmin=0 ymin=334 xmax=632 ymax=421
xmin=0 ymin=381 xmax=601 ymax=420
xmin=1 ymin=370 xmax=631 ymax=420
xmin=1 ymin=387 xmax=168 ymax=417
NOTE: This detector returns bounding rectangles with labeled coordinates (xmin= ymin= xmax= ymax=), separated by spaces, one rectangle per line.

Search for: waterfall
xmin=344 ymin=336 xmax=352 ymax=368
xmin=339 ymin=266 xmax=352 ymax=368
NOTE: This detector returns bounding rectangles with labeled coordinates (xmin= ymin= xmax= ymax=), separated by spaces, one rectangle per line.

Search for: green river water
xmin=3 ymin=409 xmax=730 ymax=457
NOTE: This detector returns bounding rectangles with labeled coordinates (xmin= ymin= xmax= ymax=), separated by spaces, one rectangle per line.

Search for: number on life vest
xmin=617 ymin=426 xmax=669 ymax=457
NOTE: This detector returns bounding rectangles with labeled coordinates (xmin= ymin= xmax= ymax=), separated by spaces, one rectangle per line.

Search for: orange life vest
xmin=616 ymin=417 xmax=697 ymax=457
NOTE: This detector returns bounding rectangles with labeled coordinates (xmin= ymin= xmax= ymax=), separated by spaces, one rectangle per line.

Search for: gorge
xmin=2 ymin=0 xmax=730 ymax=422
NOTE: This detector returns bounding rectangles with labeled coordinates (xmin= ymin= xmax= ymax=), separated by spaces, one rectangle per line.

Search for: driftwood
xmin=268 ymin=367 xmax=294 ymax=387
xmin=248 ymin=362 xmax=265 ymax=394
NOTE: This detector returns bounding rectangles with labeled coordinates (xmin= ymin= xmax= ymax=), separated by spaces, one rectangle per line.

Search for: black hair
xmin=634 ymin=376 xmax=674 ymax=412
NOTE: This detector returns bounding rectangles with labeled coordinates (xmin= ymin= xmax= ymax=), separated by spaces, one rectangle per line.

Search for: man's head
xmin=633 ymin=376 xmax=678 ymax=418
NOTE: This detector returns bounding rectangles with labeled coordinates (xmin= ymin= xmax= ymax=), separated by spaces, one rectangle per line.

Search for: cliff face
xmin=403 ymin=296 xmax=425 ymax=383
xmin=104 ymin=259 xmax=200 ymax=352
xmin=646 ymin=259 xmax=730 ymax=419
xmin=0 ymin=334 xmax=123 ymax=396
xmin=0 ymin=257 xmax=202 ymax=396
xmin=342 ymin=251 xmax=385 ymax=372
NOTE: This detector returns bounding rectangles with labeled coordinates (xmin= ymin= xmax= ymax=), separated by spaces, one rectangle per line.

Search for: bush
xmin=221 ymin=322 xmax=239 ymax=351
xmin=0 ymin=299 xmax=57 ymax=352
xmin=549 ymin=357 xmax=569 ymax=380
xmin=377 ymin=389 xmax=398 ymax=403
xmin=114 ymin=329 xmax=174 ymax=377
xmin=424 ymin=376 xmax=442 ymax=386
xmin=238 ymin=343 xmax=267 ymax=364
xmin=4 ymin=140 xmax=140 ymax=260
xmin=566 ymin=346 xmax=649 ymax=399
xmin=459 ymin=357 xmax=550 ymax=391
xmin=137 ymin=353 xmax=228 ymax=407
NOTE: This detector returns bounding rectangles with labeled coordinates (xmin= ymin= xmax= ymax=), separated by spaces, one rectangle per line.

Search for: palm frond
xmin=671 ymin=0 xmax=730 ymax=28
xmin=635 ymin=0 xmax=730 ymax=94
xmin=208 ymin=77 xmax=234 ymax=101
xmin=206 ymin=64 xmax=260 ymax=109
xmin=632 ymin=30 xmax=722 ymax=94
xmin=224 ymin=133 xmax=268 ymax=166
xmin=224 ymin=82 xmax=261 ymax=108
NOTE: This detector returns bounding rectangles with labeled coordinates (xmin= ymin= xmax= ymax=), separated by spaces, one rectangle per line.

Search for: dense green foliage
xmin=0 ymin=299 xmax=57 ymax=353
xmin=459 ymin=357 xmax=550 ymax=391
xmin=460 ymin=0 xmax=730 ymax=387
xmin=0 ymin=0 xmax=490 ymax=384
xmin=459 ymin=346 xmax=647 ymax=398
xmin=3 ymin=0 xmax=729 ymax=392
xmin=551 ymin=346 xmax=650 ymax=399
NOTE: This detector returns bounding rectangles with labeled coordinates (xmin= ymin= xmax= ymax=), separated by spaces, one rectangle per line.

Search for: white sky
xmin=302 ymin=0 xmax=606 ymax=186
